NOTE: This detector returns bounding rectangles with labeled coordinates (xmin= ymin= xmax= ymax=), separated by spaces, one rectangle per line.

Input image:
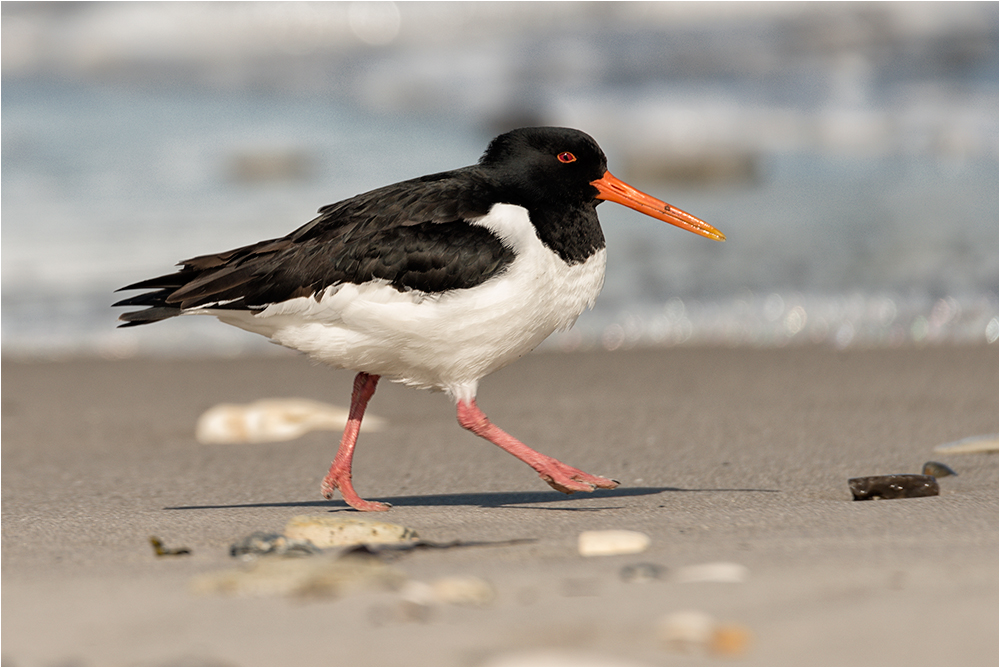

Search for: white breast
xmin=209 ymin=203 xmax=607 ymax=402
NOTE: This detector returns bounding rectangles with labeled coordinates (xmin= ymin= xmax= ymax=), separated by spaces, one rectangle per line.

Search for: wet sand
xmin=2 ymin=346 xmax=997 ymax=666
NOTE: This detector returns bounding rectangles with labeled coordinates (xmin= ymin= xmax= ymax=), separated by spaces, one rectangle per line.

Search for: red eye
xmin=557 ymin=152 xmax=576 ymax=163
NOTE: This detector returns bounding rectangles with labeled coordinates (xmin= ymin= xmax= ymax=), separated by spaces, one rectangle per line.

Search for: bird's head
xmin=480 ymin=127 xmax=725 ymax=241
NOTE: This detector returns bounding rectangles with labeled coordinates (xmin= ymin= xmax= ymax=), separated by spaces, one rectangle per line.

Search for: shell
xmin=932 ymin=435 xmax=998 ymax=454
xmin=431 ymin=575 xmax=496 ymax=606
xmin=674 ymin=562 xmax=749 ymax=584
xmin=195 ymin=398 xmax=384 ymax=444
xmin=283 ymin=516 xmax=418 ymax=548
xmin=658 ymin=610 xmax=717 ymax=652
xmin=577 ymin=530 xmax=651 ymax=557
xmin=922 ymin=461 xmax=958 ymax=477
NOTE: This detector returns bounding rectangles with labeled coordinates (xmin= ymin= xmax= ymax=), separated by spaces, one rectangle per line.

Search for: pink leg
xmin=320 ymin=372 xmax=390 ymax=511
xmin=456 ymin=399 xmax=619 ymax=494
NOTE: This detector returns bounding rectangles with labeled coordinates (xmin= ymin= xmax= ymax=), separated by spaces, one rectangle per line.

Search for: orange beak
xmin=591 ymin=171 xmax=725 ymax=241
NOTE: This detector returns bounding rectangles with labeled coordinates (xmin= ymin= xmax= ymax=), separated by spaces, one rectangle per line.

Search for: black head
xmin=480 ymin=126 xmax=726 ymax=242
xmin=479 ymin=127 xmax=609 ymax=207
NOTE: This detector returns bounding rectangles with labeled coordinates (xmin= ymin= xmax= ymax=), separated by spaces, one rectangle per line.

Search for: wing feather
xmin=115 ymin=167 xmax=516 ymax=326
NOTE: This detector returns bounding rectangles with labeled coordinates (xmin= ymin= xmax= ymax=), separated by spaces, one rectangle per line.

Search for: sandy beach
xmin=2 ymin=345 xmax=997 ymax=666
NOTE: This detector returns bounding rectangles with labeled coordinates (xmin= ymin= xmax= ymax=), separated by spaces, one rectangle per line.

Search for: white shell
xmin=932 ymin=434 xmax=999 ymax=454
xmin=657 ymin=610 xmax=717 ymax=652
xmin=431 ymin=575 xmax=495 ymax=606
xmin=195 ymin=398 xmax=384 ymax=444
xmin=577 ymin=530 xmax=651 ymax=557
xmin=674 ymin=561 xmax=749 ymax=584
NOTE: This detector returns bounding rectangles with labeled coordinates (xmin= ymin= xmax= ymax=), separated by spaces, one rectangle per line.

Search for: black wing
xmin=114 ymin=168 xmax=516 ymax=327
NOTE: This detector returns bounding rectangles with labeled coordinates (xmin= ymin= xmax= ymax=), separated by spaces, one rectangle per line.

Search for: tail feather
xmin=113 ymin=237 xmax=282 ymax=327
xmin=168 ymin=265 xmax=255 ymax=310
xmin=113 ymin=282 xmax=183 ymax=327
xmin=115 ymin=271 xmax=190 ymax=293
xmin=117 ymin=306 xmax=183 ymax=327
xmin=112 ymin=290 xmax=170 ymax=308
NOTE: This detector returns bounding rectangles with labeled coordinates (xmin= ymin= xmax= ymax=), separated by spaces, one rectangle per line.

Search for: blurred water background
xmin=2 ymin=1 xmax=998 ymax=359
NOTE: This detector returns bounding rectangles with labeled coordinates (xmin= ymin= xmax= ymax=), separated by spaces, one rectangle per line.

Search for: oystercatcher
xmin=115 ymin=127 xmax=725 ymax=511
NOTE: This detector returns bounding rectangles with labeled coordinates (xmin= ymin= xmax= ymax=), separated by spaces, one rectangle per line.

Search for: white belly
xmin=209 ymin=204 xmax=606 ymax=402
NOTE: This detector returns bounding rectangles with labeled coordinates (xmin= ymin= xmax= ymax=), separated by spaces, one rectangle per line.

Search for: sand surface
xmin=2 ymin=346 xmax=997 ymax=666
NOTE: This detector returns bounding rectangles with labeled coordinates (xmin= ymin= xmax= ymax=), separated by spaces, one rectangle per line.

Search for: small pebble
xmin=229 ymin=531 xmax=321 ymax=558
xmin=658 ymin=610 xmax=716 ymax=652
xmin=284 ymin=516 xmax=419 ymax=548
xmin=577 ymin=530 xmax=650 ymax=557
xmin=619 ymin=562 xmax=665 ymax=583
xmin=709 ymin=625 xmax=753 ymax=657
xmin=922 ymin=461 xmax=958 ymax=478
xmin=849 ymin=474 xmax=939 ymax=500
xmin=674 ymin=562 xmax=748 ymax=584
xmin=658 ymin=611 xmax=752 ymax=657
xmin=431 ymin=575 xmax=495 ymax=606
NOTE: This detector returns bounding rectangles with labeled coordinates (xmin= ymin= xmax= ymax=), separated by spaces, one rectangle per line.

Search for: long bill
xmin=591 ymin=171 xmax=726 ymax=241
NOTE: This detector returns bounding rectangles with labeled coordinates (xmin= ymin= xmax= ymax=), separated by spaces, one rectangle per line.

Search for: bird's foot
xmin=321 ymin=469 xmax=392 ymax=512
xmin=537 ymin=460 xmax=620 ymax=495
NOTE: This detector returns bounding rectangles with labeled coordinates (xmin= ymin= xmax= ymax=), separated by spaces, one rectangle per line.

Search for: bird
xmin=115 ymin=126 xmax=725 ymax=511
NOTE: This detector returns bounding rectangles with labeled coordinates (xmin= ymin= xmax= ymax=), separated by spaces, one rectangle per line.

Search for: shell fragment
xmin=195 ymin=398 xmax=384 ymax=444
xmin=284 ymin=516 xmax=418 ymax=548
xmin=932 ymin=435 xmax=998 ymax=454
xmin=674 ymin=562 xmax=749 ymax=584
xmin=577 ymin=530 xmax=651 ymax=557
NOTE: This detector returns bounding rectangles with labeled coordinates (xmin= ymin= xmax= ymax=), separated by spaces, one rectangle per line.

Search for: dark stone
xmin=849 ymin=474 xmax=940 ymax=500
xmin=229 ymin=532 xmax=321 ymax=558
xmin=619 ymin=562 xmax=666 ymax=583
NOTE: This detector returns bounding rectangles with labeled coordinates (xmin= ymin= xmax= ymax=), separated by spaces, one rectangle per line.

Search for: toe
xmin=351 ymin=499 xmax=392 ymax=512
xmin=542 ymin=475 xmax=595 ymax=494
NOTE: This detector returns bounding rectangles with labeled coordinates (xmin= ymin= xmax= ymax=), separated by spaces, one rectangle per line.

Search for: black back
xmin=115 ymin=127 xmax=609 ymax=326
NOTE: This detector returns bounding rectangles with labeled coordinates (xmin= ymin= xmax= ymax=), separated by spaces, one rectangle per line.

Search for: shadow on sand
xmin=164 ymin=485 xmax=779 ymax=512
